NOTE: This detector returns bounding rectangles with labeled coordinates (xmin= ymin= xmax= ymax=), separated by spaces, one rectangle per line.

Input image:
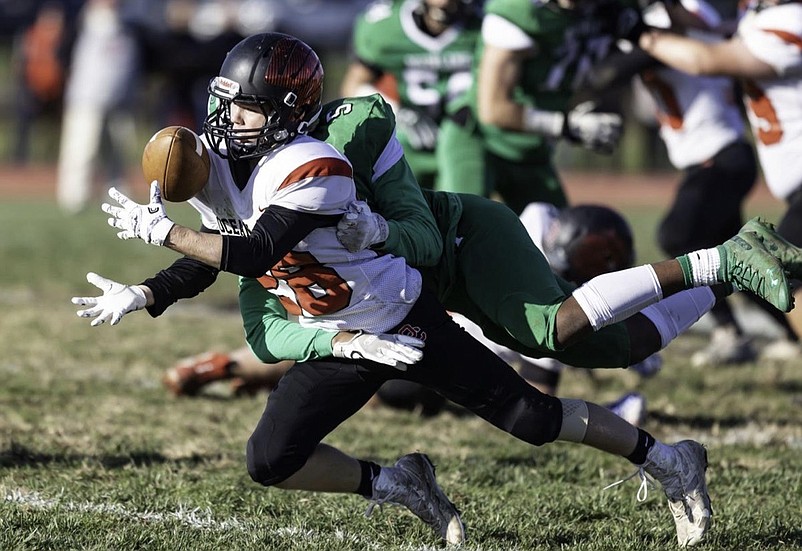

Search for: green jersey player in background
xmin=341 ymin=0 xmax=482 ymax=191
xmin=458 ymin=0 xmax=642 ymax=213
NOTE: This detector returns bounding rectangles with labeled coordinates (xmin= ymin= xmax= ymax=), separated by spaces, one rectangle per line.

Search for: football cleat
xmin=605 ymin=392 xmax=647 ymax=426
xmin=717 ymin=223 xmax=793 ymax=312
xmin=366 ymin=453 xmax=465 ymax=545
xmin=760 ymin=337 xmax=802 ymax=361
xmin=629 ymin=353 xmax=663 ymax=379
xmin=642 ymin=440 xmax=712 ymax=547
xmin=743 ymin=217 xmax=802 ymax=274
xmin=690 ymin=326 xmax=756 ymax=367
xmin=162 ymin=352 xmax=233 ymax=396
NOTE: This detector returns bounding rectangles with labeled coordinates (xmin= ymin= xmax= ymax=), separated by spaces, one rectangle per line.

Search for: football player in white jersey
xmin=69 ymin=32 xmax=736 ymax=546
xmin=638 ymin=0 xmax=802 ymax=356
xmin=638 ymin=0 xmax=801 ymax=365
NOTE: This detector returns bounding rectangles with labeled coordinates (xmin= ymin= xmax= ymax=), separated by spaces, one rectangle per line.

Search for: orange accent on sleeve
xmin=277 ymin=157 xmax=353 ymax=191
xmin=764 ymin=28 xmax=802 ymax=50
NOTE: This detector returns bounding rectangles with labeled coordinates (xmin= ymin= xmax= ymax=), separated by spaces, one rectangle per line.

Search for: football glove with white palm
xmin=563 ymin=101 xmax=623 ymax=154
xmin=395 ymin=107 xmax=439 ymax=151
xmin=71 ymin=272 xmax=147 ymax=326
xmin=103 ymin=181 xmax=175 ymax=246
xmin=336 ymin=201 xmax=389 ymax=252
xmin=332 ymin=330 xmax=425 ymax=370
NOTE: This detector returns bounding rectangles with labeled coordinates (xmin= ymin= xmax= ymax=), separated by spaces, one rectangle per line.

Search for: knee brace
xmin=246 ymin=431 xmax=307 ymax=487
xmin=491 ymin=391 xmax=563 ymax=446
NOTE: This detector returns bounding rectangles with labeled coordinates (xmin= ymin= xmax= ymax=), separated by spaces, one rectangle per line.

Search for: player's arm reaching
xmin=476 ymin=13 xmax=623 ymax=153
xmin=72 ymin=197 xmax=424 ymax=368
xmin=324 ymin=95 xmax=443 ymax=266
xmin=639 ymin=27 xmax=778 ymax=78
xmin=237 ymin=276 xmax=421 ymax=368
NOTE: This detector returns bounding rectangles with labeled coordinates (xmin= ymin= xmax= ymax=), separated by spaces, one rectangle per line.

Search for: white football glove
xmin=102 ymin=181 xmax=175 ymax=246
xmin=336 ymin=201 xmax=389 ymax=252
xmin=563 ymin=101 xmax=623 ymax=154
xmin=332 ymin=330 xmax=425 ymax=370
xmin=71 ymin=272 xmax=147 ymax=327
xmin=395 ymin=107 xmax=439 ymax=151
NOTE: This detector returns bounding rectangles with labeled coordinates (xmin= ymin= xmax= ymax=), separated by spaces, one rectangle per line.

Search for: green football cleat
xmin=743 ymin=217 xmax=802 ymax=274
xmin=717 ymin=225 xmax=794 ymax=313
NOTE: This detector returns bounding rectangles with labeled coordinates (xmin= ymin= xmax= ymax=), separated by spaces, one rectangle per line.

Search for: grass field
xmin=1 ymin=192 xmax=801 ymax=550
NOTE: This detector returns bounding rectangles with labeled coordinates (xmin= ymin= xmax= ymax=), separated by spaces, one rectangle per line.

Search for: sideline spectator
xmin=56 ymin=0 xmax=139 ymax=214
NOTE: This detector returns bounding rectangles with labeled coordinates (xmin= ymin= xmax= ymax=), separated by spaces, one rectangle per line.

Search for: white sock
xmin=640 ymin=287 xmax=717 ymax=348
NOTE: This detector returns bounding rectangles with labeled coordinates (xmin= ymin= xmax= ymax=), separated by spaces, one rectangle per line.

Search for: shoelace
xmin=364 ymin=483 xmax=404 ymax=517
xmin=603 ymin=467 xmax=656 ymax=503
xmin=364 ymin=478 xmax=433 ymax=520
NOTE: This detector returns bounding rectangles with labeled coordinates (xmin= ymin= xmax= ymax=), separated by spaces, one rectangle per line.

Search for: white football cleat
xmin=643 ymin=440 xmax=712 ymax=547
xmin=366 ymin=453 xmax=465 ymax=545
xmin=691 ymin=326 xmax=756 ymax=367
xmin=605 ymin=392 xmax=647 ymax=426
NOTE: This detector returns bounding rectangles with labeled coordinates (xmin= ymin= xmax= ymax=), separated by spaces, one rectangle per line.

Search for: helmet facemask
xmin=203 ymin=33 xmax=324 ymax=161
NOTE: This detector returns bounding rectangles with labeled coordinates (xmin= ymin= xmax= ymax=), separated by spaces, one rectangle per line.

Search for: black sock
xmin=626 ymin=429 xmax=655 ymax=465
xmin=356 ymin=460 xmax=382 ymax=497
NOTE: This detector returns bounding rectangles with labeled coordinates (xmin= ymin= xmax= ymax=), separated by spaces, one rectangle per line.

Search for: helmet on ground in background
xmin=543 ymin=204 xmax=635 ymax=284
xmin=204 ymin=32 xmax=324 ymax=160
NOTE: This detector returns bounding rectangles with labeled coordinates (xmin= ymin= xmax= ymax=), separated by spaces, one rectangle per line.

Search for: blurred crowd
xmin=3 ymin=0 xmax=372 ymax=210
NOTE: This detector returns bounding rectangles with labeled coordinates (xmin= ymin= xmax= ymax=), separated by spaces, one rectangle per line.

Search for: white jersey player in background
xmin=637 ymin=0 xmax=800 ymax=364
xmin=639 ymin=0 xmax=802 ymax=354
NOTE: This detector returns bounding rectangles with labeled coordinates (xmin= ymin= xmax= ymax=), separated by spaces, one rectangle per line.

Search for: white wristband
xmin=686 ymin=248 xmax=721 ymax=287
xmin=149 ymin=217 xmax=175 ymax=247
xmin=522 ymin=106 xmax=564 ymax=137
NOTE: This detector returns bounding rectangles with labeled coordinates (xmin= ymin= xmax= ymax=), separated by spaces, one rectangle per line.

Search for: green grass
xmin=1 ymin=200 xmax=801 ymax=550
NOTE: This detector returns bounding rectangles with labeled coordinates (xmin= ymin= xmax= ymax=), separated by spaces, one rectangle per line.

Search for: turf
xmin=1 ymin=200 xmax=801 ymax=550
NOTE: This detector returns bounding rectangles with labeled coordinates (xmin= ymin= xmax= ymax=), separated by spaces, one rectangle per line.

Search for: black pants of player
xmin=778 ymin=185 xmax=802 ymax=248
xmin=657 ymin=140 xmax=757 ymax=255
xmin=245 ymin=288 xmax=564 ymax=486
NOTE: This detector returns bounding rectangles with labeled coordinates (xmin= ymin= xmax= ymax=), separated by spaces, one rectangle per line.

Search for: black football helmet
xmin=543 ymin=205 xmax=635 ymax=284
xmin=204 ymin=33 xmax=324 ymax=160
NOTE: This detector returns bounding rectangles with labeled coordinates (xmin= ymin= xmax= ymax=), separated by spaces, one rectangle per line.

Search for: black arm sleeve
xmin=220 ymin=205 xmax=341 ymax=278
xmin=141 ymin=225 xmax=221 ymax=318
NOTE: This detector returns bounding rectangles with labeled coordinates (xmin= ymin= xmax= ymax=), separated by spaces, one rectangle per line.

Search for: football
xmin=141 ymin=126 xmax=210 ymax=202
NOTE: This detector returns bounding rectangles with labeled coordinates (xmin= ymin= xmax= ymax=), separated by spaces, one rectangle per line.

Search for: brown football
xmin=141 ymin=126 xmax=210 ymax=202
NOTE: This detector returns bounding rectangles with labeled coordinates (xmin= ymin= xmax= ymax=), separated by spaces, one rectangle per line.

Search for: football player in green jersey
xmin=453 ymin=0 xmax=642 ymax=214
xmin=166 ymin=93 xmax=794 ymax=399
xmin=341 ymin=0 xmax=483 ymax=190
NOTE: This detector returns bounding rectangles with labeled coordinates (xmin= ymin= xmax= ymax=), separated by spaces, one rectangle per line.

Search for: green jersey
xmin=353 ymin=0 xmax=481 ymax=126
xmin=242 ymin=94 xmax=631 ymax=368
xmin=243 ymin=94 xmax=456 ymax=363
xmin=474 ymin=0 xmax=634 ymax=162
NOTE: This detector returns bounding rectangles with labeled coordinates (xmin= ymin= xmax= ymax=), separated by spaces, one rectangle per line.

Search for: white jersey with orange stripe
xmin=189 ymin=134 xmax=421 ymax=333
xmin=738 ymin=2 xmax=802 ymax=199
xmin=641 ymin=0 xmax=745 ymax=169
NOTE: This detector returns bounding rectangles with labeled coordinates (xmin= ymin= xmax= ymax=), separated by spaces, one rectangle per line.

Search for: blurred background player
xmin=638 ymin=0 xmax=802 ymax=359
xmin=11 ymin=1 xmax=72 ymax=165
xmin=637 ymin=0 xmax=799 ymax=365
xmin=341 ymin=0 xmax=482 ymax=190
xmin=458 ymin=0 xmax=640 ymax=214
xmin=568 ymin=0 xmax=801 ymax=364
xmin=55 ymin=0 xmax=140 ymax=214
